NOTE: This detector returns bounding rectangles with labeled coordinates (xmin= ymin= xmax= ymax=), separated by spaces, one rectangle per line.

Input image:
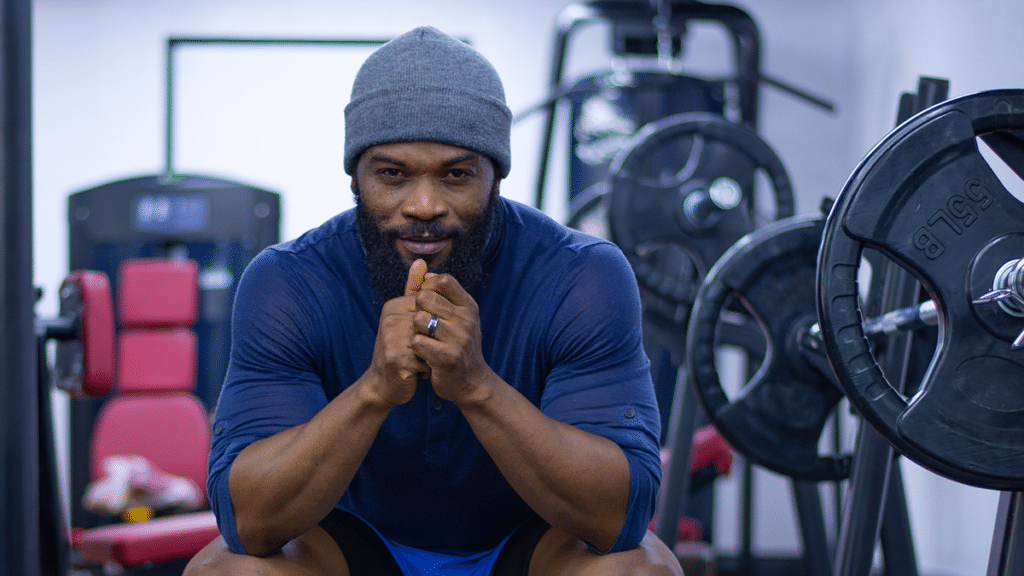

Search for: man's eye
xmin=448 ymin=169 xmax=471 ymax=178
xmin=379 ymin=168 xmax=402 ymax=178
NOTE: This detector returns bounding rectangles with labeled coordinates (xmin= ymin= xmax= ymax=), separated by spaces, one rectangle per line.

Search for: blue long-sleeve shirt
xmin=207 ymin=197 xmax=662 ymax=555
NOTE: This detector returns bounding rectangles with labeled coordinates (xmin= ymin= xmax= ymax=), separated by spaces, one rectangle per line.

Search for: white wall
xmin=31 ymin=1 xmax=1024 ymax=575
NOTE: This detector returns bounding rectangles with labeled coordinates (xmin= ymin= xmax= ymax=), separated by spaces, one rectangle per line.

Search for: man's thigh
xmin=184 ymin=527 xmax=347 ymax=576
xmin=527 ymin=528 xmax=684 ymax=576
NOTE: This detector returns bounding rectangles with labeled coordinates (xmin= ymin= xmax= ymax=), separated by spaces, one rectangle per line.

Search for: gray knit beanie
xmin=344 ymin=26 xmax=512 ymax=178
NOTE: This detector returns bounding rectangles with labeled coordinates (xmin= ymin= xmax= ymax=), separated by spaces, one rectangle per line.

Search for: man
xmin=186 ymin=26 xmax=683 ymax=575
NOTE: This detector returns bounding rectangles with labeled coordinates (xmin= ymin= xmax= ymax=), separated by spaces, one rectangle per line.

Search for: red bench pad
xmin=74 ymin=511 xmax=219 ymax=566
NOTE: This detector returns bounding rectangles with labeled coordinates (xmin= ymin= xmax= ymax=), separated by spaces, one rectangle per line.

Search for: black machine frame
xmin=530 ymin=0 xmax=763 ymax=212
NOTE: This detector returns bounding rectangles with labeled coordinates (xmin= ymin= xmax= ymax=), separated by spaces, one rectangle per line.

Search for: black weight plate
xmin=817 ymin=89 xmax=1024 ymax=490
xmin=608 ymin=113 xmax=795 ymax=309
xmin=567 ymin=186 xmax=701 ymax=324
xmin=688 ymin=215 xmax=851 ymax=481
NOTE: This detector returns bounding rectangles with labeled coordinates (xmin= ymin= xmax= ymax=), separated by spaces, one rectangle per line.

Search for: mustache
xmin=383 ymin=220 xmax=465 ymax=241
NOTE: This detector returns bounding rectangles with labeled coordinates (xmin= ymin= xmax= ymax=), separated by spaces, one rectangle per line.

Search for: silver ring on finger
xmin=426 ymin=314 xmax=440 ymax=338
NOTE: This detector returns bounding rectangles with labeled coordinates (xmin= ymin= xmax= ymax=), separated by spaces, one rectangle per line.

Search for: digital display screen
xmin=132 ymin=194 xmax=210 ymax=232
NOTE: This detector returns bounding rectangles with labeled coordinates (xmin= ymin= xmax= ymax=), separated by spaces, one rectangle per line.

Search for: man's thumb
xmin=404 ymin=259 xmax=428 ymax=296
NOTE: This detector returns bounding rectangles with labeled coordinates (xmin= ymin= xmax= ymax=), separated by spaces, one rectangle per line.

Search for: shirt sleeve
xmin=206 ymin=248 xmax=331 ymax=554
xmin=539 ymin=241 xmax=662 ymax=553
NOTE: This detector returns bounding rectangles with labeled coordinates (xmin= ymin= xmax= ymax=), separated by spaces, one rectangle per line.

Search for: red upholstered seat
xmin=73 ymin=258 xmax=220 ymax=569
xmin=89 ymin=394 xmax=211 ymax=501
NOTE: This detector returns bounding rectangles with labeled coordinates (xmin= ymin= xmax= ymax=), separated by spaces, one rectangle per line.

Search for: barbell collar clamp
xmin=972 ymin=257 xmax=1024 ymax=349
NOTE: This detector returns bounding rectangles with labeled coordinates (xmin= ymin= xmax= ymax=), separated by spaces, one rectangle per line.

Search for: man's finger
xmin=421 ymin=273 xmax=474 ymax=308
xmin=404 ymin=259 xmax=428 ymax=296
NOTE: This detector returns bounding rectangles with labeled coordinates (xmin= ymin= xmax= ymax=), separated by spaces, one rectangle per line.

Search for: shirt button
xmin=213 ymin=424 xmax=223 ymax=435
xmin=433 ymin=399 xmax=444 ymax=411
xmin=624 ymin=408 xmax=635 ymax=419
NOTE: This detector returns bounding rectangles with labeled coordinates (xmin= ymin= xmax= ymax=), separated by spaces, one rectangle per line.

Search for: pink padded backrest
xmin=118 ymin=259 xmax=199 ymax=328
xmin=116 ymin=329 xmax=197 ymax=394
xmin=115 ymin=258 xmax=199 ymax=394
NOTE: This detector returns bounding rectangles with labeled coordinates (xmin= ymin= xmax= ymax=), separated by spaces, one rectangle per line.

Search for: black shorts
xmin=318 ymin=509 xmax=551 ymax=576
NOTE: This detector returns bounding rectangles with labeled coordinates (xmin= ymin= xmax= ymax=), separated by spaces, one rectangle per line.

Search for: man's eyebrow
xmin=369 ymin=154 xmax=405 ymax=166
xmin=443 ymin=153 xmax=480 ymax=167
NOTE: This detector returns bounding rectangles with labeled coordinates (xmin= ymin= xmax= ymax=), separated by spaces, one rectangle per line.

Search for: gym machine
xmin=530 ymin=5 xmax=794 ymax=556
xmin=528 ymin=6 xmax=837 ymax=560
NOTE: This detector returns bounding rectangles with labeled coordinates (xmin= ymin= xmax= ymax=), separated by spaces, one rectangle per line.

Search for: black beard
xmin=356 ymin=190 xmax=498 ymax=303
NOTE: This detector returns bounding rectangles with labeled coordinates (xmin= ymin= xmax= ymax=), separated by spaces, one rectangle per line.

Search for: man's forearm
xmin=228 ymin=378 xmax=392 ymax=556
xmin=455 ymin=373 xmax=631 ymax=553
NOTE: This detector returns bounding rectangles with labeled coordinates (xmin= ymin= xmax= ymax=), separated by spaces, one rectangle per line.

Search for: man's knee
xmin=594 ymin=532 xmax=684 ymax=576
xmin=184 ymin=554 xmax=241 ymax=576
xmin=184 ymin=537 xmax=228 ymax=576
xmin=622 ymin=560 xmax=683 ymax=576
xmin=183 ymin=537 xmax=275 ymax=576
xmin=184 ymin=551 xmax=298 ymax=576
xmin=184 ymin=528 xmax=346 ymax=576
xmin=530 ymin=528 xmax=684 ymax=576
xmin=626 ymin=531 xmax=685 ymax=576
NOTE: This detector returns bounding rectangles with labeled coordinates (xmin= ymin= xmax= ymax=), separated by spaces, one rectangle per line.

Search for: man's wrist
xmin=453 ymin=370 xmax=501 ymax=413
xmin=353 ymin=372 xmax=402 ymax=414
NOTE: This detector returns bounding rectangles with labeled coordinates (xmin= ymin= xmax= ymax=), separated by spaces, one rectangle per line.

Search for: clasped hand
xmin=370 ymin=259 xmax=492 ymax=407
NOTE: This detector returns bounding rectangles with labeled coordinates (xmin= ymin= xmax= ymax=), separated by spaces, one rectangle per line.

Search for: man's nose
xmin=401 ymin=179 xmax=449 ymax=221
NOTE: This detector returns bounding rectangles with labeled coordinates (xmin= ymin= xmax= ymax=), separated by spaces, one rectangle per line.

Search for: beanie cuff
xmin=345 ymin=85 xmax=512 ymax=178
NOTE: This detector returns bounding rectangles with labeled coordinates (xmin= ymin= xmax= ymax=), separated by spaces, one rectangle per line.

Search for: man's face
xmin=354 ymin=141 xmax=500 ymax=301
